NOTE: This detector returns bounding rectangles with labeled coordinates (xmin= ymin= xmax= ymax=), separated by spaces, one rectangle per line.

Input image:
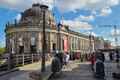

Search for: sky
xmin=0 ymin=0 xmax=120 ymax=47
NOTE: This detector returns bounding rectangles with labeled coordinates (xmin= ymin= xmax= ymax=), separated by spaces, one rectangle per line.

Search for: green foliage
xmin=0 ymin=47 xmax=5 ymax=55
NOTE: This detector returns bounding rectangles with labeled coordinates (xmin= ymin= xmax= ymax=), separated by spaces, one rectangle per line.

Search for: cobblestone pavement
xmin=50 ymin=61 xmax=120 ymax=80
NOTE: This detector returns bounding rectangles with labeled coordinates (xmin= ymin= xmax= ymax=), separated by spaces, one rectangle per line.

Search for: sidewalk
xmin=48 ymin=61 xmax=94 ymax=80
xmin=104 ymin=61 xmax=120 ymax=80
xmin=49 ymin=61 xmax=120 ymax=80
xmin=10 ymin=60 xmax=52 ymax=80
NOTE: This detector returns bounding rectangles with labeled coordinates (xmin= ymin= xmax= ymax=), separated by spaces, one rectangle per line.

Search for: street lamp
xmin=40 ymin=4 xmax=48 ymax=72
xmin=89 ymin=31 xmax=95 ymax=54
xmin=57 ymin=23 xmax=62 ymax=52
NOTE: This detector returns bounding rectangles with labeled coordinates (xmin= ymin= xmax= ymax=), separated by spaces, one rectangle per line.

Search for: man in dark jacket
xmin=100 ymin=52 xmax=105 ymax=62
xmin=95 ymin=57 xmax=105 ymax=79
xmin=51 ymin=56 xmax=61 ymax=73
xmin=51 ymin=52 xmax=63 ymax=73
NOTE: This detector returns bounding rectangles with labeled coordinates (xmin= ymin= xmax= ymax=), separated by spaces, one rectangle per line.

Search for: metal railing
xmin=0 ymin=53 xmax=52 ymax=71
xmin=12 ymin=53 xmax=41 ymax=66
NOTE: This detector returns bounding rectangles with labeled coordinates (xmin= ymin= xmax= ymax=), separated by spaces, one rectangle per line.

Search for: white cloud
xmin=75 ymin=15 xmax=95 ymax=21
xmin=111 ymin=29 xmax=120 ymax=36
xmin=62 ymin=20 xmax=92 ymax=31
xmin=100 ymin=7 xmax=112 ymax=16
xmin=55 ymin=0 xmax=120 ymax=13
xmin=0 ymin=0 xmax=119 ymax=12
xmin=85 ymin=31 xmax=97 ymax=36
xmin=0 ymin=0 xmax=54 ymax=11
xmin=109 ymin=0 xmax=119 ymax=6
xmin=16 ymin=14 xmax=21 ymax=21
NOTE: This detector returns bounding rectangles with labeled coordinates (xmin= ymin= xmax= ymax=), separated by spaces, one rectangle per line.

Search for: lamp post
xmin=89 ymin=31 xmax=93 ymax=54
xmin=57 ymin=23 xmax=62 ymax=52
xmin=89 ymin=32 xmax=92 ymax=54
xmin=40 ymin=4 xmax=48 ymax=72
xmin=89 ymin=32 xmax=95 ymax=53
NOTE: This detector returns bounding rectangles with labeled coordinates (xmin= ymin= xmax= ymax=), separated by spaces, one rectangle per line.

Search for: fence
xmin=0 ymin=53 xmax=52 ymax=71
xmin=13 ymin=53 xmax=41 ymax=66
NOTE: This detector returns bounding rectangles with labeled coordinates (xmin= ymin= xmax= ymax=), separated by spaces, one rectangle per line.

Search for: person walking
xmin=95 ymin=56 xmax=105 ymax=79
xmin=51 ymin=53 xmax=62 ymax=74
xmin=90 ymin=52 xmax=96 ymax=71
xmin=101 ymin=52 xmax=105 ymax=62
xmin=109 ymin=52 xmax=114 ymax=61
xmin=65 ymin=52 xmax=70 ymax=65
xmin=115 ymin=50 xmax=119 ymax=68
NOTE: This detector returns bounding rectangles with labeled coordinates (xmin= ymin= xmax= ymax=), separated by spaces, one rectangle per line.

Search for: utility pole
xmin=58 ymin=23 xmax=62 ymax=52
xmin=89 ymin=31 xmax=92 ymax=54
xmin=40 ymin=4 xmax=48 ymax=72
xmin=89 ymin=30 xmax=94 ymax=54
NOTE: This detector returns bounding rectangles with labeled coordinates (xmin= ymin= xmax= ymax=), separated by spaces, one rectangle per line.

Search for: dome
xmin=21 ymin=3 xmax=42 ymax=18
xmin=17 ymin=3 xmax=56 ymax=27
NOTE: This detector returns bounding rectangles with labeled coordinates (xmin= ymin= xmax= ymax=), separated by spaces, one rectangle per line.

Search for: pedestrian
xmin=116 ymin=50 xmax=119 ymax=62
xmin=95 ymin=56 xmax=105 ymax=79
xmin=80 ymin=54 xmax=83 ymax=62
xmin=51 ymin=53 xmax=62 ymax=73
xmin=109 ymin=52 xmax=113 ymax=61
xmin=65 ymin=52 xmax=70 ymax=65
xmin=90 ymin=52 xmax=96 ymax=71
xmin=115 ymin=50 xmax=119 ymax=68
xmin=85 ymin=54 xmax=87 ymax=61
xmin=101 ymin=52 xmax=105 ymax=62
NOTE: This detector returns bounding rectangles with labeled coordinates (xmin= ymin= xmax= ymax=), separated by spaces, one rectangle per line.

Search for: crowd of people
xmin=51 ymin=49 xmax=120 ymax=79
xmin=89 ymin=49 xmax=120 ymax=79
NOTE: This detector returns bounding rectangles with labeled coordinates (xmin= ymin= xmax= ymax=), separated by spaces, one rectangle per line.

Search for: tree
xmin=0 ymin=47 xmax=5 ymax=55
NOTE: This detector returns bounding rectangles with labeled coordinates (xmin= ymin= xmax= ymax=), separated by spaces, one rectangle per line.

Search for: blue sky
xmin=0 ymin=0 xmax=120 ymax=47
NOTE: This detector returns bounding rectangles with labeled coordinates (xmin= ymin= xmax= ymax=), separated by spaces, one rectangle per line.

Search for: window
xmin=19 ymin=46 xmax=24 ymax=53
xmin=52 ymin=43 xmax=56 ymax=51
xmin=10 ymin=38 xmax=15 ymax=54
xmin=18 ymin=37 xmax=23 ymax=46
xmin=18 ymin=37 xmax=24 ymax=53
xmin=30 ymin=37 xmax=36 ymax=53
xmin=31 ymin=37 xmax=35 ymax=46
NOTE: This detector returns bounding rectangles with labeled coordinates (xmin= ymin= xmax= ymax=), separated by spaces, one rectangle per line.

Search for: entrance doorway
xmin=19 ymin=46 xmax=24 ymax=53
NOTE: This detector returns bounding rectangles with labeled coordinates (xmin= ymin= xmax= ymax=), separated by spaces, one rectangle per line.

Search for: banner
xmin=64 ymin=36 xmax=68 ymax=52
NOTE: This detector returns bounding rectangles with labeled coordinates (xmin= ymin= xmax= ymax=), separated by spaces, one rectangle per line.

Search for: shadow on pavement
xmin=48 ymin=62 xmax=97 ymax=80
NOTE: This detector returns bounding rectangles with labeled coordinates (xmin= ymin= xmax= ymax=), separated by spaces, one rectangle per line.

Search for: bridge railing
xmin=0 ymin=53 xmax=52 ymax=71
xmin=13 ymin=53 xmax=41 ymax=66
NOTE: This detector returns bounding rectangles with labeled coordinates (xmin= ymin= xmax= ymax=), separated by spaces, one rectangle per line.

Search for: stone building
xmin=5 ymin=4 xmax=96 ymax=55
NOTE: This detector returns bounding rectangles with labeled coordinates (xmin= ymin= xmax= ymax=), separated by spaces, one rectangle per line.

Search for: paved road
xmin=0 ymin=61 xmax=52 ymax=80
xmin=0 ymin=60 xmax=119 ymax=80
xmin=49 ymin=61 xmax=119 ymax=80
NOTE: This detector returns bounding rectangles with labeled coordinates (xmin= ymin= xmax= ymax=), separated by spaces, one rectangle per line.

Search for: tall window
xmin=18 ymin=37 xmax=23 ymax=46
xmin=52 ymin=43 xmax=56 ymax=51
xmin=30 ymin=37 xmax=36 ymax=53
xmin=72 ymin=38 xmax=74 ymax=50
xmin=10 ymin=38 xmax=15 ymax=54
xmin=18 ymin=37 xmax=24 ymax=53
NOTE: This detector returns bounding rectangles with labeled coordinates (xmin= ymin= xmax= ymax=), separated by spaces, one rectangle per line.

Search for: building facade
xmin=5 ymin=4 xmax=97 ymax=55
